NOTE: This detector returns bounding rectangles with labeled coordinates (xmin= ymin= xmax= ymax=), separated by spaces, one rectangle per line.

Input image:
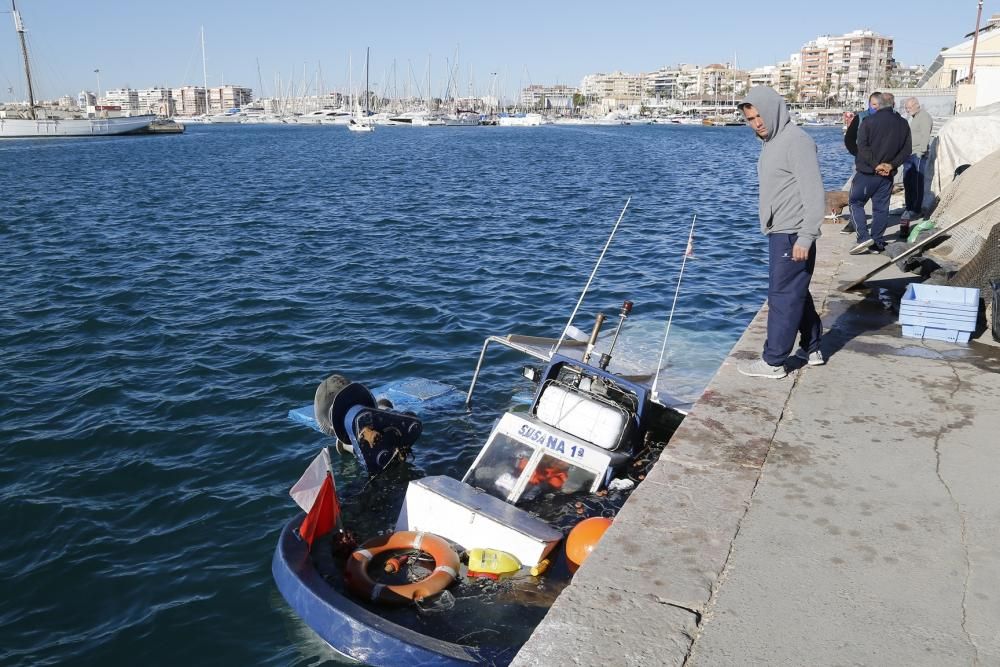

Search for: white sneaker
xmin=738 ymin=358 xmax=788 ymax=379
xmin=849 ymin=239 xmax=875 ymax=255
xmin=794 ymin=348 xmax=826 ymax=366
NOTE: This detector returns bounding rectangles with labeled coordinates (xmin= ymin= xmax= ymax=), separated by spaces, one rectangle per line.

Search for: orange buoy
xmin=566 ymin=517 xmax=613 ymax=573
xmin=344 ymin=531 xmax=459 ymax=605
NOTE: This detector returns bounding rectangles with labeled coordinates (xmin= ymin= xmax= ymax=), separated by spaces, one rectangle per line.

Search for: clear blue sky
xmin=1 ymin=0 xmax=989 ymax=101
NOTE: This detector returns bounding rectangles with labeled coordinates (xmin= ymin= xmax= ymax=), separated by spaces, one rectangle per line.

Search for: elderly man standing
xmin=848 ymin=92 xmax=912 ymax=255
xmin=900 ymin=97 xmax=933 ymax=238
xmin=736 ymin=86 xmax=825 ymax=379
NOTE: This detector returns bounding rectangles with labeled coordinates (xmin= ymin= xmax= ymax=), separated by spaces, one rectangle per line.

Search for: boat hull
xmin=272 ymin=518 xmax=498 ymax=666
xmin=0 ymin=115 xmax=155 ymax=137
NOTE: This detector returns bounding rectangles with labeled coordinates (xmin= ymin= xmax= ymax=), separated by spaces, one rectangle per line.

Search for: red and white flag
xmin=290 ymin=449 xmax=341 ymax=549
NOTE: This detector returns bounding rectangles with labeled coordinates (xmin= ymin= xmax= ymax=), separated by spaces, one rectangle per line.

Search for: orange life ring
xmin=344 ymin=531 xmax=460 ymax=605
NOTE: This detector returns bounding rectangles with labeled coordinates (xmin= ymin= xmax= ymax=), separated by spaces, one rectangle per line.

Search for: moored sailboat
xmin=347 ymin=47 xmax=375 ymax=133
xmin=1 ymin=0 xmax=154 ymax=138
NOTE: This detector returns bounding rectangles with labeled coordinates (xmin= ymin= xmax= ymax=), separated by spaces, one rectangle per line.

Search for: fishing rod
xmin=552 ymin=197 xmax=631 ymax=358
xmin=842 ymin=192 xmax=1000 ymax=291
xmin=651 ymin=214 xmax=697 ymax=404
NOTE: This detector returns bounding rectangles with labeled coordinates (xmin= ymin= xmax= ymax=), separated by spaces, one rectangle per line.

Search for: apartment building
xmin=171 ymin=86 xmax=207 ymax=116
xmin=77 ymin=91 xmax=96 ymax=109
xmin=797 ymin=29 xmax=894 ymax=104
xmin=580 ymin=71 xmax=646 ymax=104
xmin=101 ymin=88 xmax=139 ymax=111
xmin=920 ymin=14 xmax=1000 ymax=88
xmin=519 ymin=84 xmax=577 ymax=110
xmin=137 ymin=87 xmax=173 ymax=115
xmin=207 ymin=85 xmax=253 ymax=112
xmin=798 ymin=37 xmax=831 ymax=102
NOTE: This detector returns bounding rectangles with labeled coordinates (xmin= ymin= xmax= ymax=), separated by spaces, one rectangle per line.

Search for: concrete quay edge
xmin=513 ymin=217 xmax=1000 ymax=666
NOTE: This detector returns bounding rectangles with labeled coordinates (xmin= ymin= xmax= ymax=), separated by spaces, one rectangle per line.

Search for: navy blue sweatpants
xmin=849 ymin=171 xmax=892 ymax=246
xmin=763 ymin=233 xmax=822 ymax=366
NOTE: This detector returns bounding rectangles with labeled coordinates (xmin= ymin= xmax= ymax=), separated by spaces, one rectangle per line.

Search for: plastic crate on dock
xmin=898 ymin=284 xmax=980 ymax=343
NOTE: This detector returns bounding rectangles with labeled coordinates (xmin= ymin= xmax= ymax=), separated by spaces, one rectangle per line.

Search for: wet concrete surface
xmin=514 ymin=217 xmax=1000 ymax=666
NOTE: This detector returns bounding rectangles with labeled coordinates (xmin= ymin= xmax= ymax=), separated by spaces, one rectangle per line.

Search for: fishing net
xmin=924 ymin=148 xmax=1000 ymax=270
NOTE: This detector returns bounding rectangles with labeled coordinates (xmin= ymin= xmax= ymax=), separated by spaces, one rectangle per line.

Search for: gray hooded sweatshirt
xmin=741 ymin=86 xmax=825 ymax=250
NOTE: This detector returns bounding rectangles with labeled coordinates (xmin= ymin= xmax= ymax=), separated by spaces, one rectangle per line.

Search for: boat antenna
xmin=552 ymin=197 xmax=631 ymax=358
xmin=11 ymin=0 xmax=37 ymax=120
xmin=651 ymin=214 xmax=696 ymax=404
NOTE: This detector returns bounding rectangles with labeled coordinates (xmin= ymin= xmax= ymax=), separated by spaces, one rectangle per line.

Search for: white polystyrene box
xmin=395 ymin=475 xmax=562 ymax=567
xmin=535 ymin=384 xmax=626 ymax=450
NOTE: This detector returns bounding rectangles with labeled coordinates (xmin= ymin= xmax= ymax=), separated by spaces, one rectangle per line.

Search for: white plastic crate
xmin=898 ymin=284 xmax=979 ymax=343
xmin=901 ymin=324 xmax=972 ymax=343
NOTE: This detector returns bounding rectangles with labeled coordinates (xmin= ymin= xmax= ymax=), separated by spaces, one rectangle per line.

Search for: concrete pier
xmin=513 ymin=221 xmax=1000 ymax=665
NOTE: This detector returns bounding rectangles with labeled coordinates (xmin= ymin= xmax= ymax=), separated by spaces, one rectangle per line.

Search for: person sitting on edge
xmin=848 ymin=92 xmax=911 ymax=255
xmin=736 ymin=86 xmax=825 ymax=379
xmin=840 ymin=92 xmax=882 ymax=236
xmin=900 ymin=97 xmax=933 ymax=238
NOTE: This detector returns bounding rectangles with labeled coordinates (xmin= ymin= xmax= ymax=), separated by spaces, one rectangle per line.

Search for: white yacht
xmin=442 ymin=111 xmax=480 ymax=126
xmin=497 ymin=113 xmax=544 ymax=127
xmin=293 ymin=109 xmax=351 ymax=125
xmin=206 ymin=108 xmax=243 ymax=124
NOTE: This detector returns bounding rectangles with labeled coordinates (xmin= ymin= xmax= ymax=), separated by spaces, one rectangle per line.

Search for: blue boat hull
xmin=271 ymin=518 xmax=507 ymax=666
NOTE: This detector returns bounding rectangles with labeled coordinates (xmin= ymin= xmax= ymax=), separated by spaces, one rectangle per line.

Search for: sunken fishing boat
xmin=272 ymin=203 xmax=698 ymax=665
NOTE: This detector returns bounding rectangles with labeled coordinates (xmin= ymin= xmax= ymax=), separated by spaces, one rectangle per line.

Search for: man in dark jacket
xmin=848 ymin=92 xmax=911 ymax=254
xmin=839 ymin=92 xmax=882 ymax=235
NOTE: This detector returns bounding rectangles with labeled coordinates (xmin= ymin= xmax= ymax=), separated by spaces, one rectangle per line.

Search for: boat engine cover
xmin=344 ymin=403 xmax=422 ymax=475
xmin=535 ymin=384 xmax=628 ymax=450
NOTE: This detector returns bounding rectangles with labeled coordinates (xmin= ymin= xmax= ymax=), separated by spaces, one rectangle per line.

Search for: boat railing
xmin=465 ymin=334 xmax=588 ymax=406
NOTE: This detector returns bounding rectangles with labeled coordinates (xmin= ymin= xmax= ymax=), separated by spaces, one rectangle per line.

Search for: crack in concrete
xmin=681 ymin=259 xmax=843 ymax=665
xmin=934 ymin=356 xmax=980 ymax=665
xmin=681 ymin=367 xmax=802 ymax=665
xmin=591 ymin=582 xmax=704 ymax=634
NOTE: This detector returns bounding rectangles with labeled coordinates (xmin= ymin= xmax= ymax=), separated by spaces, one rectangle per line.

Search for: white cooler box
xmin=395 ymin=475 xmax=563 ymax=567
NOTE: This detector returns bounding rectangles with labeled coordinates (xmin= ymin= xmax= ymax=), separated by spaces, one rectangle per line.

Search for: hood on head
xmin=740 ymin=86 xmax=790 ymax=142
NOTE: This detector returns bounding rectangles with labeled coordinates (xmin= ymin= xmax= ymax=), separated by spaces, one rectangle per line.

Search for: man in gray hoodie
xmin=737 ymin=86 xmax=825 ymax=379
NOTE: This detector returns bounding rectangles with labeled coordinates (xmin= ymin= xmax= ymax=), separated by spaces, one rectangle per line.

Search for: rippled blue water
xmin=0 ymin=124 xmax=851 ymax=666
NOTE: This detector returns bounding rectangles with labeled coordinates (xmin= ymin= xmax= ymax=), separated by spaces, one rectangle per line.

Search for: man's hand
xmin=792 ymin=243 xmax=810 ymax=262
xmin=875 ymin=162 xmax=892 ymax=177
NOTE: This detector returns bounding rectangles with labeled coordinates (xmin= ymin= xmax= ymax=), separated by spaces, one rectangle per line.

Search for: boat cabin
xmin=395 ymin=355 xmax=650 ymax=566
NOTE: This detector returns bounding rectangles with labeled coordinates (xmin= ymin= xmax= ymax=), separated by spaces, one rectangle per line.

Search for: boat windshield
xmin=519 ymin=453 xmax=596 ymax=502
xmin=464 ymin=433 xmax=534 ymax=501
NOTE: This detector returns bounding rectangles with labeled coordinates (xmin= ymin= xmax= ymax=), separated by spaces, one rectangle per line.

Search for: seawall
xmin=513 ymin=215 xmax=1000 ymax=665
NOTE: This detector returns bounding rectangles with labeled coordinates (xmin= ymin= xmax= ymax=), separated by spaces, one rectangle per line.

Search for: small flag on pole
xmin=684 ymin=236 xmax=695 ymax=258
xmin=290 ymin=449 xmax=341 ymax=549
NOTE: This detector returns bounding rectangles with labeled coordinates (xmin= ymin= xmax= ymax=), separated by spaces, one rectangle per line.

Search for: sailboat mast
xmin=201 ymin=26 xmax=209 ymax=114
xmin=365 ymin=47 xmax=370 ymax=115
xmin=11 ymin=0 xmax=36 ymax=120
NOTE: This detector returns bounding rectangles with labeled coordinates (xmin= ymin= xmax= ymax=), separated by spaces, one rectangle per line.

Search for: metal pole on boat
xmin=552 ymin=197 xmax=631 ymax=358
xmin=11 ymin=0 xmax=37 ymax=120
xmin=651 ymin=214 xmax=696 ymax=404
xmin=324 ymin=445 xmax=344 ymax=533
xmin=599 ymin=300 xmax=633 ymax=370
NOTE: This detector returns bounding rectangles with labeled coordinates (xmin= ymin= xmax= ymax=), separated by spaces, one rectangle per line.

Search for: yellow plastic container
xmin=466 ymin=548 xmax=521 ymax=580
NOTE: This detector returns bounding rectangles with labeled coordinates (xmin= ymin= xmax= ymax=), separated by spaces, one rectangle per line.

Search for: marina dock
xmin=513 ymin=219 xmax=1000 ymax=665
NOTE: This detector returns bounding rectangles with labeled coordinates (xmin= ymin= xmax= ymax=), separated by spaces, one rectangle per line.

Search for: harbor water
xmin=0 ymin=124 xmax=852 ymax=666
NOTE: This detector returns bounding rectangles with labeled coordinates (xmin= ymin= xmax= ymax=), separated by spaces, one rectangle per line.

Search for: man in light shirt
xmin=901 ymin=97 xmax=933 ymax=238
